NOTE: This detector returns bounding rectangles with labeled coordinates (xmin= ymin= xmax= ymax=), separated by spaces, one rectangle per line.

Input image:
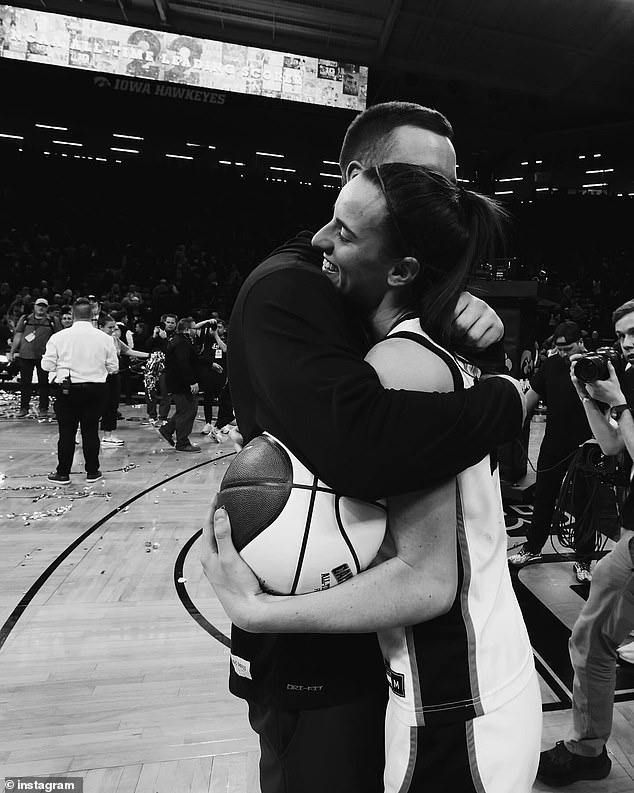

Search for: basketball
xmin=217 ymin=434 xmax=386 ymax=595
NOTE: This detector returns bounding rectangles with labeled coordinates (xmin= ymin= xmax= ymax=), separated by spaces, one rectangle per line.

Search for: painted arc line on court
xmin=174 ymin=528 xmax=231 ymax=647
xmin=0 ymin=451 xmax=236 ymax=653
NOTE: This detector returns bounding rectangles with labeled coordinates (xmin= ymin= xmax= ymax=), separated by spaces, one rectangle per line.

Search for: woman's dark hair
xmin=97 ymin=313 xmax=115 ymax=328
xmin=364 ymin=163 xmax=507 ymax=349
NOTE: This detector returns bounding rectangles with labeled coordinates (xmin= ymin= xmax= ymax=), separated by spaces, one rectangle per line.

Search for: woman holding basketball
xmin=203 ymin=164 xmax=540 ymax=793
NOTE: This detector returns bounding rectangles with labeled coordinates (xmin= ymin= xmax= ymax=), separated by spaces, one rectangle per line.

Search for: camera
xmin=208 ymin=319 xmax=218 ymax=331
xmin=158 ymin=321 xmax=166 ymax=331
xmin=574 ymin=347 xmax=623 ymax=384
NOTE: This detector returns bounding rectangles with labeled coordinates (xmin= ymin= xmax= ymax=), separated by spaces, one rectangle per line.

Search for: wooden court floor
xmin=0 ymin=400 xmax=633 ymax=792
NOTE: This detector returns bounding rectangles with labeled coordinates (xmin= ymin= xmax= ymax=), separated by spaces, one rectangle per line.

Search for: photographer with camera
xmin=144 ymin=313 xmax=177 ymax=426
xmin=194 ymin=317 xmax=228 ymax=441
xmin=538 ymin=299 xmax=634 ymax=787
xmin=509 ymin=321 xmax=597 ymax=581
xmin=41 ymin=298 xmax=119 ymax=484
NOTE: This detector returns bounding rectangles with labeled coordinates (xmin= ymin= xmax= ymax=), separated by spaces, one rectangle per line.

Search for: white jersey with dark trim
xmin=378 ymin=318 xmax=534 ymax=726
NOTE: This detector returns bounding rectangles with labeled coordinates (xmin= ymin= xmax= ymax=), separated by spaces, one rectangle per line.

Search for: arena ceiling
xmin=4 ymin=0 xmax=634 ymax=168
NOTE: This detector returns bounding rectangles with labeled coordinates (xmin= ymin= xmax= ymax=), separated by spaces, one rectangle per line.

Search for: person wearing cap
xmin=509 ymin=321 xmax=596 ymax=581
xmin=8 ymin=297 xmax=61 ymax=418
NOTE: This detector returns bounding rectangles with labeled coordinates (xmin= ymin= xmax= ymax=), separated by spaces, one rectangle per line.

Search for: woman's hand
xmin=584 ymin=361 xmax=627 ymax=407
xmin=200 ymin=495 xmax=267 ymax=630
xmin=451 ymin=292 xmax=503 ymax=350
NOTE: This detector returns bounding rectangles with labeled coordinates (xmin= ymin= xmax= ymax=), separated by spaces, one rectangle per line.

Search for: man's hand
xmin=581 ymin=361 xmax=627 ymax=407
xmin=190 ymin=383 xmax=199 ymax=395
xmin=451 ymin=292 xmax=503 ymax=350
xmin=159 ymin=329 xmax=167 ymax=339
xmin=200 ymin=495 xmax=265 ymax=630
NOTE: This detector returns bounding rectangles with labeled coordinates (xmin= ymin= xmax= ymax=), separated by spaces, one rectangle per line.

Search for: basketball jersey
xmin=378 ymin=318 xmax=534 ymax=726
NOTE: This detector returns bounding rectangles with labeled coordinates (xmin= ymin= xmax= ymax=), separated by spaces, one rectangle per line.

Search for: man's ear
xmin=387 ymin=256 xmax=420 ymax=288
xmin=343 ymin=160 xmax=363 ymax=184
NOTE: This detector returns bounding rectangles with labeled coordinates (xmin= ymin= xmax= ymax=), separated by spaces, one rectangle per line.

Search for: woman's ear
xmin=343 ymin=160 xmax=363 ymax=184
xmin=388 ymin=256 xmax=420 ymax=287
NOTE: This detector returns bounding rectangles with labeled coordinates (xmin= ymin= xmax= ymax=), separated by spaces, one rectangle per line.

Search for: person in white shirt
xmin=41 ymin=298 xmax=119 ymax=484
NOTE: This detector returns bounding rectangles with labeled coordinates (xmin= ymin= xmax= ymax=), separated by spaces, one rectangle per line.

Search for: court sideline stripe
xmin=0 ymin=451 xmax=236 ymax=653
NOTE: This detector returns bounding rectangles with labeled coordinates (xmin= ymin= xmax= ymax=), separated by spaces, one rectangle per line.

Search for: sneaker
xmin=38 ymin=409 xmax=48 ymax=419
xmin=201 ymin=422 xmax=213 ymax=434
xmin=158 ymin=426 xmax=175 ymax=447
xmin=47 ymin=472 xmax=71 ymax=484
xmin=574 ymin=561 xmax=593 ymax=583
xmin=508 ymin=545 xmax=542 ymax=567
xmin=102 ymin=437 xmax=124 ymax=446
xmin=86 ymin=471 xmax=103 ymax=483
xmin=17 ymin=409 xmax=29 ymax=418
xmin=211 ymin=428 xmax=224 ymax=443
xmin=538 ymin=741 xmax=611 ymax=787
xmin=175 ymin=443 xmax=201 ymax=453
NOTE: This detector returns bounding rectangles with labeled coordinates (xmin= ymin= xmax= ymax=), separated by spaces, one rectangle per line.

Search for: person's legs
xmin=216 ymin=381 xmax=234 ymax=430
xmin=385 ymin=675 xmax=541 ymax=793
xmin=101 ymin=374 xmax=121 ymax=440
xmin=566 ymin=530 xmax=634 ymax=756
xmin=525 ymin=452 xmax=570 ymax=554
xmin=158 ymin=372 xmax=171 ymax=421
xmin=173 ymin=392 xmax=198 ymax=448
xmin=249 ymin=687 xmax=386 ymax=793
xmin=145 ymin=385 xmax=157 ymax=420
xmin=17 ymin=357 xmax=36 ymax=413
xmin=80 ymin=384 xmax=107 ymax=474
xmin=35 ymin=358 xmax=50 ymax=412
xmin=198 ymin=367 xmax=215 ymax=426
xmin=55 ymin=392 xmax=79 ymax=476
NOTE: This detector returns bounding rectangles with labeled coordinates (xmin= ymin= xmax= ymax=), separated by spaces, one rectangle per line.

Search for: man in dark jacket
xmin=159 ymin=317 xmax=200 ymax=452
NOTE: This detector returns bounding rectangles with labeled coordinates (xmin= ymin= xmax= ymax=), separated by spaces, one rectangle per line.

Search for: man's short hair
xmin=338 ymin=101 xmax=454 ymax=175
xmin=612 ymin=299 xmax=634 ymax=326
xmin=176 ymin=317 xmax=194 ymax=333
xmin=161 ymin=313 xmax=178 ymax=322
xmin=73 ymin=298 xmax=93 ymax=320
xmin=554 ymin=321 xmax=581 ymax=344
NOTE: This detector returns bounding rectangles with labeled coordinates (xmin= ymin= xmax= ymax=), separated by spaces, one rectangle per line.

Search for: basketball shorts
xmin=384 ymin=673 xmax=541 ymax=793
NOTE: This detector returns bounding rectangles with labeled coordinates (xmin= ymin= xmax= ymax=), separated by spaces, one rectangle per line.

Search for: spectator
xmin=158 ymin=317 xmax=200 ymax=453
xmin=8 ymin=297 xmax=60 ymax=418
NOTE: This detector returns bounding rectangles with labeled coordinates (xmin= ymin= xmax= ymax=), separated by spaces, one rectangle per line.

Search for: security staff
xmin=41 ymin=298 xmax=119 ymax=484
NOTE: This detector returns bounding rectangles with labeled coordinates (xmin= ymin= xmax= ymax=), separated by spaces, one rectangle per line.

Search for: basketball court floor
xmin=1 ymin=398 xmax=633 ymax=792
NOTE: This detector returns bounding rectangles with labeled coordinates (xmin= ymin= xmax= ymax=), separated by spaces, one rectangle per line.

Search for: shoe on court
xmin=508 ymin=545 xmax=542 ymax=567
xmin=573 ymin=561 xmax=593 ymax=583
xmin=158 ymin=426 xmax=175 ymax=447
xmin=175 ymin=443 xmax=201 ymax=453
xmin=537 ymin=741 xmax=611 ymax=787
xmin=211 ymin=428 xmax=224 ymax=443
xmin=17 ymin=409 xmax=29 ymax=418
xmin=102 ymin=437 xmax=124 ymax=446
xmin=201 ymin=422 xmax=213 ymax=434
xmin=86 ymin=471 xmax=103 ymax=483
xmin=47 ymin=472 xmax=71 ymax=484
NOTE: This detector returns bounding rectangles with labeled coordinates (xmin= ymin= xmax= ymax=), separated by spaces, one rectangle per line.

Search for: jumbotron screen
xmin=0 ymin=4 xmax=368 ymax=110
